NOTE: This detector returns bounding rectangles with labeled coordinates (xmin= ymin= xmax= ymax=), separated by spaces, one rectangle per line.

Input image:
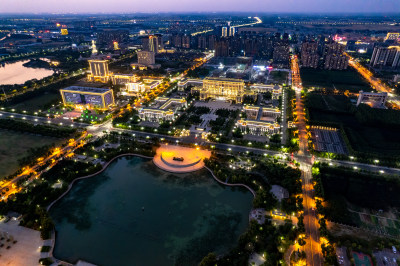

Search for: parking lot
xmin=374 ymin=249 xmax=399 ymax=266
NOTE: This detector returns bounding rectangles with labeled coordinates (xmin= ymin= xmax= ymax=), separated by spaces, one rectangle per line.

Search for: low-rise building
xmin=198 ymin=77 xmax=245 ymax=103
xmin=139 ymin=97 xmax=187 ymax=122
xmin=178 ymin=78 xmax=203 ymax=90
xmin=111 ymin=74 xmax=138 ymax=85
xmin=236 ymin=105 xmax=281 ymax=136
xmin=60 ymin=86 xmax=114 ymax=110
xmin=356 ymin=90 xmax=388 ymax=108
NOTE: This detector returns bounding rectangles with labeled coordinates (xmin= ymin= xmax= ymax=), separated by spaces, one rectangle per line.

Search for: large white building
xmin=370 ymin=46 xmax=400 ymax=68
xmin=139 ymin=97 xmax=187 ymax=122
xmin=236 ymin=105 xmax=281 ymax=136
xmin=357 ymin=91 xmax=388 ymax=108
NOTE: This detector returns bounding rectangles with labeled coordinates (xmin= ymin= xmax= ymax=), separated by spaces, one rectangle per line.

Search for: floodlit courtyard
xmin=0 ymin=219 xmax=44 ymax=266
xmin=153 ymin=144 xmax=211 ymax=173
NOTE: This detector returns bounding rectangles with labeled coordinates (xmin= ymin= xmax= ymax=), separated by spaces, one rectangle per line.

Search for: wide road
xmin=0 ymin=110 xmax=88 ymax=128
xmin=292 ymin=54 xmax=323 ymax=266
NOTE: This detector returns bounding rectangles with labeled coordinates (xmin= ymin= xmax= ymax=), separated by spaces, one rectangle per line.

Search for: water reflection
xmin=0 ymin=60 xmax=54 ymax=85
xmin=50 ymin=156 xmax=253 ymax=266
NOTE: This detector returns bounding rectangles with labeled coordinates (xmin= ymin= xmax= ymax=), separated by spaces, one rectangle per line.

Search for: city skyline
xmin=0 ymin=0 xmax=399 ymax=14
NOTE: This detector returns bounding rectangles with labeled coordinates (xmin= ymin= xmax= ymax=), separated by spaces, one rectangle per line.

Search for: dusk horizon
xmin=1 ymin=0 xmax=399 ymax=14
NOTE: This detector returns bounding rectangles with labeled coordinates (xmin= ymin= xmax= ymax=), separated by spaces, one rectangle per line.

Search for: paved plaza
xmin=310 ymin=126 xmax=348 ymax=155
xmin=153 ymin=144 xmax=211 ymax=173
xmin=0 ymin=219 xmax=43 ymax=266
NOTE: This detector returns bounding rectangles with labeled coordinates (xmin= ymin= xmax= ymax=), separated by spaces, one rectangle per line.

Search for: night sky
xmin=0 ymin=0 xmax=399 ymax=13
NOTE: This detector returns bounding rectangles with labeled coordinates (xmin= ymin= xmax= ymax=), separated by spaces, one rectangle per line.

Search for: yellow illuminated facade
xmin=385 ymin=32 xmax=400 ymax=41
xmin=113 ymin=41 xmax=119 ymax=50
xmin=199 ymin=77 xmax=245 ymax=103
xmin=61 ymin=28 xmax=68 ymax=35
xmin=111 ymin=74 xmax=138 ymax=85
xmin=60 ymin=86 xmax=115 ymax=110
xmin=139 ymin=97 xmax=187 ymax=122
xmin=87 ymin=60 xmax=111 ymax=83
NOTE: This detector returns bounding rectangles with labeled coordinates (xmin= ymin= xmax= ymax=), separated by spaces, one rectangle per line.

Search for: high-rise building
xmin=182 ymin=35 xmax=191 ymax=48
xmin=137 ymin=51 xmax=156 ymax=66
xmin=222 ymin=27 xmax=228 ymax=37
xmin=208 ymin=35 xmax=216 ymax=50
xmin=324 ymin=42 xmax=345 ymax=57
xmin=229 ymin=27 xmax=235 ymax=37
xmin=273 ymin=44 xmax=290 ymax=67
xmin=324 ymin=54 xmax=349 ymax=70
xmin=198 ymin=35 xmax=207 ymax=49
xmin=301 ymin=42 xmax=319 ymax=68
xmin=97 ymin=29 xmax=129 ymax=45
xmin=142 ymin=35 xmax=159 ymax=53
xmin=172 ymin=34 xmax=182 ymax=48
xmin=321 ymin=41 xmax=348 ymax=70
xmin=370 ymin=46 xmax=400 ymax=68
xmin=215 ymin=39 xmax=230 ymax=57
xmin=87 ymin=60 xmax=110 ymax=82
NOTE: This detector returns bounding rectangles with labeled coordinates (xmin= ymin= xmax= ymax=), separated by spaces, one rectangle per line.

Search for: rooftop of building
xmin=61 ymin=86 xmax=111 ymax=94
xmin=203 ymin=77 xmax=245 ymax=83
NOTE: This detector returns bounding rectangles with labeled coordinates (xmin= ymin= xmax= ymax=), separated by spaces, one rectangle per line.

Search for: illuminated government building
xmin=87 ymin=60 xmax=111 ymax=82
xmin=60 ymin=86 xmax=115 ymax=110
xmin=139 ymin=97 xmax=187 ymax=122
xmin=236 ymin=105 xmax=281 ymax=135
xmin=196 ymin=77 xmax=245 ymax=103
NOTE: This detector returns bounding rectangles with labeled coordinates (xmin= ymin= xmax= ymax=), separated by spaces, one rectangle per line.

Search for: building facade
xmin=198 ymin=77 xmax=245 ymax=103
xmin=87 ymin=60 xmax=110 ymax=82
xmin=60 ymin=86 xmax=114 ymax=110
xmin=370 ymin=46 xmax=400 ymax=68
xmin=139 ymin=97 xmax=187 ymax=122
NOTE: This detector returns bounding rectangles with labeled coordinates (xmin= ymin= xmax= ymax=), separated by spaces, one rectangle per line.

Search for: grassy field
xmin=301 ymin=68 xmax=372 ymax=92
xmin=307 ymin=94 xmax=400 ymax=157
xmin=269 ymin=71 xmax=288 ymax=84
xmin=10 ymin=91 xmax=60 ymax=112
xmin=0 ymin=130 xmax=62 ymax=178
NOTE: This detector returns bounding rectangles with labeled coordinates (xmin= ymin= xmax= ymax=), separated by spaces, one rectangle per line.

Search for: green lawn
xmin=10 ymin=92 xmax=60 ymax=112
xmin=301 ymin=68 xmax=372 ymax=92
xmin=307 ymin=94 xmax=400 ymax=157
xmin=0 ymin=130 xmax=62 ymax=178
xmin=11 ymin=93 xmax=62 ymax=112
xmin=270 ymin=71 xmax=288 ymax=84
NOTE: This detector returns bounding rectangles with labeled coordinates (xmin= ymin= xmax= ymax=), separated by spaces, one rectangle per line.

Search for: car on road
xmin=392 ymin=246 xmax=397 ymax=254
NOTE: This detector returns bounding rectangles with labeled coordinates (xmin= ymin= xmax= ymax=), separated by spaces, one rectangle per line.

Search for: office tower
xmin=137 ymin=51 xmax=156 ymax=66
xmin=370 ymin=46 xmax=400 ymax=68
xmin=154 ymin=34 xmax=164 ymax=50
xmin=142 ymin=35 xmax=159 ymax=53
xmin=87 ymin=60 xmax=110 ymax=82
